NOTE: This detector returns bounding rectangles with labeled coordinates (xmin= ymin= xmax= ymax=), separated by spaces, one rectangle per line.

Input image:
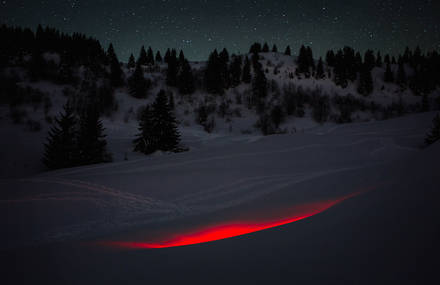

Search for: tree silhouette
xmin=133 ymin=105 xmax=157 ymax=154
xmin=137 ymin=46 xmax=148 ymax=65
xmin=242 ymin=56 xmax=252 ymax=84
xmin=178 ymin=59 xmax=195 ymax=95
xmin=43 ymin=103 xmax=80 ymax=169
xmin=127 ymin=53 xmax=136 ymax=68
xmin=284 ymin=45 xmax=291 ymax=56
xmin=128 ymin=63 xmax=150 ymax=98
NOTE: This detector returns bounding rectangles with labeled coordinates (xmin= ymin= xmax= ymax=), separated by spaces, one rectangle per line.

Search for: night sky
xmin=1 ymin=0 xmax=439 ymax=61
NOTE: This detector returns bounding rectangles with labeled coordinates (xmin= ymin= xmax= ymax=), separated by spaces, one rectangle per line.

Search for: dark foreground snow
xmin=1 ymin=112 xmax=439 ymax=284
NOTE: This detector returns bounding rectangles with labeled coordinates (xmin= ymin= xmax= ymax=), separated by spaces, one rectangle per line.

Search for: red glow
xmin=103 ymin=192 xmax=361 ymax=249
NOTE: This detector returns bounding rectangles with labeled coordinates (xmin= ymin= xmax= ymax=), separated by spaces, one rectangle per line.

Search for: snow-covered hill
xmin=1 ymin=111 xmax=438 ymax=284
xmin=1 ymin=51 xmax=439 ymax=177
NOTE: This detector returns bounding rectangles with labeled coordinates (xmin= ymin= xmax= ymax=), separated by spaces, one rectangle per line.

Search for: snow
xmin=1 ymin=51 xmax=439 ymax=283
xmin=1 ymin=110 xmax=439 ymax=283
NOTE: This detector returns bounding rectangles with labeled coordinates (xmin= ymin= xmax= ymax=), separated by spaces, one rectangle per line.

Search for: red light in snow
xmin=103 ymin=192 xmax=360 ymax=249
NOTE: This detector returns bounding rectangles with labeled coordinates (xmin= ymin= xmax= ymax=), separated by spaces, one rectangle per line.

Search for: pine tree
xmin=252 ymin=67 xmax=267 ymax=111
xmin=178 ymin=50 xmax=185 ymax=67
xmin=43 ymin=103 xmax=80 ymax=169
xmin=364 ymin=50 xmax=376 ymax=71
xmin=397 ymin=61 xmax=407 ymax=87
xmin=137 ymin=46 xmax=148 ymax=65
xmin=262 ymin=42 xmax=269 ymax=52
xmin=152 ymin=90 xmax=181 ymax=151
xmin=219 ymin=48 xmax=230 ymax=88
xmin=242 ymin=56 xmax=252 ymax=84
xmin=355 ymin=52 xmax=363 ymax=71
xmin=334 ymin=50 xmax=347 ymax=88
xmin=155 ymin=51 xmax=162 ymax=63
xmin=205 ymin=49 xmax=223 ymax=94
xmin=384 ymin=62 xmax=394 ymax=82
xmin=107 ymin=43 xmax=124 ymax=87
xmin=178 ymin=59 xmax=195 ymax=95
xmin=166 ymin=49 xmax=178 ymax=86
xmin=128 ymin=53 xmax=136 ymax=68
xmin=326 ymin=50 xmax=336 ymax=67
xmin=284 ymin=45 xmax=291 ymax=56
xmin=57 ymin=62 xmax=74 ymax=84
xmin=357 ymin=65 xmax=374 ymax=96
xmin=315 ymin=57 xmax=325 ymax=79
xmin=78 ymin=98 xmax=110 ymax=165
xmin=272 ymin=44 xmax=278 ymax=53
xmin=376 ymin=51 xmax=383 ymax=67
xmin=230 ymin=55 xmax=242 ymax=87
xmin=164 ymin=48 xmax=171 ymax=63
xmin=147 ymin=47 xmax=155 ymax=65
xmin=128 ymin=63 xmax=150 ymax=98
xmin=425 ymin=113 xmax=440 ymax=145
xmin=296 ymin=45 xmax=311 ymax=77
xmin=343 ymin=46 xmax=357 ymax=81
xmin=133 ymin=105 xmax=157 ymax=154
xmin=306 ymin=46 xmax=315 ymax=70
xmin=249 ymin=42 xmax=262 ymax=54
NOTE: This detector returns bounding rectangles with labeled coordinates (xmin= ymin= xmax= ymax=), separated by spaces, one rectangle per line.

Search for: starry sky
xmin=1 ymin=0 xmax=439 ymax=61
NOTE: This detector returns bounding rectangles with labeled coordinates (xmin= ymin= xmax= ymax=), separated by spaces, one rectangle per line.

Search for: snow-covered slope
xmin=2 ymin=112 xmax=439 ymax=284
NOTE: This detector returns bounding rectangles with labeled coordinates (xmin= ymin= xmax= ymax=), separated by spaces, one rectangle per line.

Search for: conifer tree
xmin=147 ymin=47 xmax=155 ymax=65
xmin=357 ymin=65 xmax=374 ymax=96
xmin=178 ymin=50 xmax=185 ymax=67
xmin=425 ymin=113 xmax=440 ymax=146
xmin=252 ymin=66 xmax=267 ymax=111
xmin=326 ymin=50 xmax=336 ymax=67
xmin=219 ymin=48 xmax=230 ymax=88
xmin=137 ymin=46 xmax=148 ymax=65
xmin=166 ymin=49 xmax=178 ymax=86
xmin=128 ymin=53 xmax=136 ymax=68
xmin=364 ymin=50 xmax=376 ymax=71
xmin=376 ymin=51 xmax=383 ymax=67
xmin=128 ymin=63 xmax=150 ymax=98
xmin=178 ymin=59 xmax=195 ymax=95
xmin=262 ymin=42 xmax=269 ymax=52
xmin=57 ymin=62 xmax=74 ymax=84
xmin=155 ymin=51 xmax=162 ymax=63
xmin=230 ymin=55 xmax=242 ymax=87
xmin=249 ymin=42 xmax=262 ymax=54
xmin=29 ymin=48 xmax=46 ymax=81
xmin=272 ymin=44 xmax=278 ymax=53
xmin=133 ymin=105 xmax=157 ymax=154
xmin=384 ymin=54 xmax=390 ymax=65
xmin=343 ymin=46 xmax=356 ymax=81
xmin=164 ymin=48 xmax=171 ymax=63
xmin=107 ymin=43 xmax=124 ymax=87
xmin=78 ymin=97 xmax=110 ymax=165
xmin=296 ymin=45 xmax=311 ymax=77
xmin=355 ymin=52 xmax=363 ymax=71
xmin=384 ymin=62 xmax=394 ymax=82
xmin=334 ymin=50 xmax=347 ymax=88
xmin=242 ymin=56 xmax=252 ymax=84
xmin=205 ymin=49 xmax=223 ymax=94
xmin=152 ymin=90 xmax=181 ymax=151
xmin=43 ymin=103 xmax=80 ymax=169
xmin=315 ymin=57 xmax=325 ymax=79
xmin=397 ymin=61 xmax=407 ymax=87
xmin=306 ymin=46 xmax=315 ymax=70
xmin=284 ymin=45 xmax=291 ymax=56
